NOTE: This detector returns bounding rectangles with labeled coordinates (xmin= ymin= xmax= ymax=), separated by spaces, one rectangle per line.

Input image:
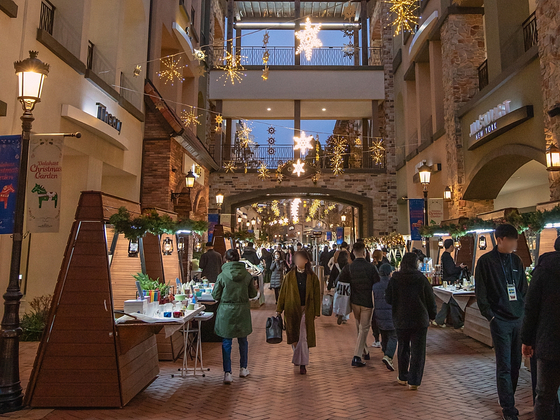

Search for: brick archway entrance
xmin=223 ymin=186 xmax=375 ymax=237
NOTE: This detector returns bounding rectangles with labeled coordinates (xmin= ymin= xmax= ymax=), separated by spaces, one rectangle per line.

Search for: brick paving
xmin=2 ymin=289 xmax=535 ymax=420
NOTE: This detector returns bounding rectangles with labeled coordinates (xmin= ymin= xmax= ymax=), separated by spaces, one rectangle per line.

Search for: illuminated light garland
xmin=157 ymin=56 xmax=186 ymax=85
xmin=180 ymin=109 xmax=201 ymax=129
xmin=331 ymin=137 xmax=347 ymax=175
xmin=257 ymin=162 xmax=270 ymax=180
xmin=271 ymin=200 xmax=280 ymax=217
xmin=193 ymin=49 xmax=206 ymax=62
xmin=237 ymin=122 xmax=254 ymax=148
xmin=216 ymin=115 xmax=223 ymax=125
xmin=291 ymin=198 xmax=301 ymax=224
xmin=224 ymin=161 xmax=237 ymax=173
xmin=296 ymin=18 xmax=322 ymax=61
xmin=216 ymin=51 xmax=246 ymax=85
xmin=369 ymin=139 xmax=386 ymax=164
xmin=292 ymin=159 xmax=306 ymax=177
xmin=342 ymin=2 xmax=357 ymax=21
xmin=309 ymin=199 xmax=321 ymax=219
xmin=385 ymin=0 xmax=419 ymax=36
xmin=276 ymin=164 xmax=284 ymax=184
xmin=294 ymin=131 xmax=314 ymax=156
xmin=262 ymin=66 xmax=270 ymax=81
xmin=133 ymin=64 xmax=142 ymax=77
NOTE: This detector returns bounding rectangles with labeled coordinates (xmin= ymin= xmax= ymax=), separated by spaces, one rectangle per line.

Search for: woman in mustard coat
xmin=276 ymin=250 xmax=321 ymax=374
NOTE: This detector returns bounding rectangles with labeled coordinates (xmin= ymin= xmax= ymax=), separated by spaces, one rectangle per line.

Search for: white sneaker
xmin=372 ymin=341 xmax=381 ymax=348
xmin=223 ymin=372 xmax=233 ymax=384
xmin=239 ymin=367 xmax=250 ymax=378
xmin=382 ymin=355 xmax=395 ymax=371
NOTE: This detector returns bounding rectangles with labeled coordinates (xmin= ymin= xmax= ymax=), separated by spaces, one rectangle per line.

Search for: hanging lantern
xmin=185 ymin=170 xmax=196 ymax=188
xmin=421 ymin=237 xmax=427 ymax=247
xmin=177 ymin=237 xmax=185 ymax=252
xmin=128 ymin=239 xmax=139 ymax=257
xmin=444 ymin=186 xmax=452 ymax=201
xmin=251 ymin=217 xmax=256 ymax=226
xmin=546 ymin=144 xmax=560 ymax=171
xmin=216 ymin=192 xmax=224 ymax=206
xmin=162 ymin=237 xmax=174 ymax=255
xmin=237 ymin=216 xmax=242 ymax=223
xmin=454 ymin=238 xmax=461 ymax=249
xmin=438 ymin=237 xmax=444 ymax=248
xmin=478 ymin=235 xmax=487 ymax=250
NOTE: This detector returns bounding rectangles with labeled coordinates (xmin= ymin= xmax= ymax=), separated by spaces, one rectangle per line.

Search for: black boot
xmin=352 ymin=356 xmax=366 ymax=367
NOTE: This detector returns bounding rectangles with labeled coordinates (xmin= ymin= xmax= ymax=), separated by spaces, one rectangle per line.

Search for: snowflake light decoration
xmin=216 ymin=51 xmax=246 ymax=85
xmin=157 ymin=56 xmax=186 ymax=85
xmin=181 ymin=109 xmax=201 ymax=129
xmin=193 ymin=49 xmax=206 ymax=62
xmin=257 ymin=162 xmax=270 ymax=180
xmin=224 ymin=161 xmax=237 ymax=173
xmin=291 ymin=198 xmax=301 ymax=224
xmin=385 ymin=0 xmax=419 ymax=36
xmin=343 ymin=2 xmax=357 ymax=21
xmin=294 ymin=131 xmax=314 ymax=156
xmin=292 ymin=159 xmax=306 ymax=177
xmin=263 ymin=31 xmax=270 ymax=47
xmin=296 ymin=18 xmax=322 ymax=61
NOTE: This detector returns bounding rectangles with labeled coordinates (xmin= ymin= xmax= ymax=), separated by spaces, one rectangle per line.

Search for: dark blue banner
xmin=409 ymin=198 xmax=425 ymax=241
xmin=336 ymin=227 xmax=344 ymax=245
xmin=208 ymin=213 xmax=220 ymax=241
xmin=0 ymin=135 xmax=21 ymax=235
xmin=326 ymin=231 xmax=332 ymax=241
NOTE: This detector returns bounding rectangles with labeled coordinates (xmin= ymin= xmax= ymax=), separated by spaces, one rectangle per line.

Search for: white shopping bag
xmin=333 ymin=281 xmax=352 ymax=316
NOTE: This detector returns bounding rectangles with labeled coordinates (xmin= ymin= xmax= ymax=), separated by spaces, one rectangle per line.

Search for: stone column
xmin=440 ymin=12 xmax=492 ymax=218
xmin=536 ymin=0 xmax=560 ymax=200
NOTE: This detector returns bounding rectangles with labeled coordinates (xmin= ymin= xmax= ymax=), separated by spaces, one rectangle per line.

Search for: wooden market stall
xmin=25 ymin=192 xmax=162 ymax=408
xmin=536 ymin=200 xmax=560 ymax=256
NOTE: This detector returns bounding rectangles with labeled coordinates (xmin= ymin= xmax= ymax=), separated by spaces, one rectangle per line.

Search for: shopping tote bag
xmin=322 ymin=294 xmax=333 ymax=316
xmin=333 ymin=281 xmax=352 ymax=316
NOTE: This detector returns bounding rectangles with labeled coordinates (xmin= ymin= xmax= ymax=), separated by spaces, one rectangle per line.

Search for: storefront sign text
xmin=96 ymin=102 xmax=122 ymax=134
xmin=469 ymin=100 xmax=511 ymax=139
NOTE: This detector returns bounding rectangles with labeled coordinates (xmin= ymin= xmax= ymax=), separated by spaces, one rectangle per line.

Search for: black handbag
xmin=266 ymin=315 xmax=283 ymax=344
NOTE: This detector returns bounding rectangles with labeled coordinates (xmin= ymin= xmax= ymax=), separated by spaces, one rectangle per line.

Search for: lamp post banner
xmin=0 ymin=135 xmax=22 ymax=235
xmin=409 ymin=198 xmax=425 ymax=240
xmin=428 ymin=198 xmax=444 ymax=225
xmin=26 ymin=135 xmax=64 ymax=233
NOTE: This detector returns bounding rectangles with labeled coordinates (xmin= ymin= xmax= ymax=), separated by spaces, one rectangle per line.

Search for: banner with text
xmin=428 ymin=198 xmax=444 ymax=226
xmin=336 ymin=227 xmax=344 ymax=245
xmin=408 ymin=198 xmax=425 ymax=240
xmin=27 ymin=135 xmax=64 ymax=233
xmin=0 ymin=135 xmax=21 ymax=235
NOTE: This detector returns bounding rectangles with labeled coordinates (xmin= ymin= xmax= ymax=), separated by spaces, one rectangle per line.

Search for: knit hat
xmin=378 ymin=263 xmax=392 ymax=277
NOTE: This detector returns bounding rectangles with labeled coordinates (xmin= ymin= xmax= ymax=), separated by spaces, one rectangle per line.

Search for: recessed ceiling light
xmin=267 ymin=108 xmax=271 ymax=111
xmin=322 ymin=108 xmax=326 ymax=111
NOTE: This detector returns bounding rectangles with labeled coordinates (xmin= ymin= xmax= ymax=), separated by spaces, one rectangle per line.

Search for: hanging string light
xmin=193 ymin=49 xmax=206 ymax=62
xmin=257 ymin=162 xmax=270 ymax=180
xmin=157 ymin=56 xmax=186 ymax=85
xmin=271 ymin=200 xmax=280 ymax=217
xmin=224 ymin=161 xmax=237 ymax=173
xmin=296 ymin=18 xmax=323 ymax=61
xmin=216 ymin=51 xmax=246 ymax=85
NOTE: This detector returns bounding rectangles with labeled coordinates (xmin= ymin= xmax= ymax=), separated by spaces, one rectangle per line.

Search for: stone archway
xmin=463 ymin=144 xmax=546 ymax=200
xmin=223 ymin=186 xmax=375 ymax=237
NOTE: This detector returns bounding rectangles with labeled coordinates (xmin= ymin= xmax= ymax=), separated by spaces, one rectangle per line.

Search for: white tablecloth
xmin=433 ymin=287 xmax=475 ymax=312
xmin=116 ymin=306 xmax=206 ymax=338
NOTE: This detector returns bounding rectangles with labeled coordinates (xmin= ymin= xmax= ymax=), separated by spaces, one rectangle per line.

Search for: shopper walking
xmin=373 ymin=263 xmax=397 ymax=371
xmin=270 ymin=250 xmax=287 ymax=303
xmin=386 ymin=252 xmax=437 ymax=390
xmin=327 ymin=242 xmax=350 ymax=291
xmin=261 ymin=247 xmax=273 ymax=285
xmin=241 ymin=242 xmax=261 ymax=266
xmin=199 ymin=242 xmax=223 ymax=282
xmin=370 ymin=249 xmax=384 ymax=347
xmin=433 ymin=239 xmax=465 ymax=329
xmin=212 ymin=249 xmax=258 ymax=385
xmin=521 ymin=237 xmax=560 ymax=420
xmin=320 ymin=245 xmax=331 ymax=277
xmin=276 ymin=250 xmax=321 ymax=375
xmin=336 ymin=241 xmax=380 ymax=367
xmin=350 ymin=238 xmax=371 ymax=262
xmin=475 ymin=224 xmax=528 ymax=420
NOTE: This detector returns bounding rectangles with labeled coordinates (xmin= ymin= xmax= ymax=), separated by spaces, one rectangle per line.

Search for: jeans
xmin=222 ymin=337 xmax=248 ymax=373
xmin=352 ymin=304 xmax=372 ymax=358
xmin=273 ymin=287 xmax=280 ymax=303
xmin=534 ymin=358 xmax=560 ymax=420
xmin=396 ymin=327 xmax=427 ymax=386
xmin=380 ymin=329 xmax=397 ymax=359
xmin=490 ymin=317 xmax=523 ymax=417
xmin=434 ymin=297 xmax=464 ymax=328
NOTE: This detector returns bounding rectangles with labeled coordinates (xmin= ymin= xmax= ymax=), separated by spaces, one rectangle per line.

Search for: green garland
xmin=224 ymin=230 xmax=256 ymax=242
xmin=109 ymin=207 xmax=209 ymax=240
xmin=418 ymin=205 xmax=560 ymax=238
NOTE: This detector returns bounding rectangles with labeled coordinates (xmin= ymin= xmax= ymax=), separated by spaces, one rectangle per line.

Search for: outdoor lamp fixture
xmin=171 ymin=170 xmax=196 ymax=201
xmin=177 ymin=237 xmax=185 ymax=252
xmin=216 ymin=192 xmax=224 ymax=209
xmin=0 ymin=51 xmax=50 ymax=413
xmin=341 ymin=215 xmax=347 ymax=223
xmin=546 ymin=144 xmax=560 ymax=171
xmin=454 ymin=238 xmax=461 ymax=249
xmin=478 ymin=235 xmax=487 ymax=250
xmin=246 ymin=221 xmax=250 ymax=227
xmin=251 ymin=217 xmax=256 ymax=226
xmin=421 ymin=237 xmax=427 ymax=247
xmin=444 ymin=186 xmax=452 ymax=201
xmin=237 ymin=216 xmax=242 ymax=223
xmin=128 ymin=239 xmax=140 ymax=257
xmin=438 ymin=237 xmax=444 ymax=248
xmin=162 ymin=237 xmax=174 ymax=255
xmin=418 ymin=162 xmax=432 ymax=258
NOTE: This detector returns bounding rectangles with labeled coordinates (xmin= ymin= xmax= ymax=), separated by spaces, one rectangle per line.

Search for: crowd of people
xmin=201 ymin=226 xmax=559 ymax=420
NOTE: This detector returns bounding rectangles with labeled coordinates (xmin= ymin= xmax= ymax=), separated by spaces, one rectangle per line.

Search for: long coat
xmin=269 ymin=259 xmax=287 ymax=289
xmin=276 ymin=270 xmax=321 ymax=347
xmin=212 ymin=261 xmax=258 ymax=339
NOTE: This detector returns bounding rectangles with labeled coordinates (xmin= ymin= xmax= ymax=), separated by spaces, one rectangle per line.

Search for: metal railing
xmin=87 ymin=42 xmax=116 ymax=88
xmin=478 ymin=59 xmax=489 ymax=91
xmin=119 ymin=72 xmax=142 ymax=109
xmin=220 ymin=144 xmax=386 ymax=171
xmin=523 ymin=12 xmax=538 ymax=52
xmin=40 ymin=0 xmax=81 ymax=58
xmin=39 ymin=0 xmax=54 ymax=35
xmin=420 ymin=116 xmax=433 ymax=144
xmin=212 ymin=46 xmax=383 ymax=67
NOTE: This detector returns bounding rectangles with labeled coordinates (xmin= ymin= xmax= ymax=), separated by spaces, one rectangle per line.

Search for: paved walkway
xmin=3 ymin=289 xmax=535 ymax=420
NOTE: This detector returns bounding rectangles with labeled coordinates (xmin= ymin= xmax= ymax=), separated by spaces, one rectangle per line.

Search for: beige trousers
xmin=352 ymin=304 xmax=373 ymax=358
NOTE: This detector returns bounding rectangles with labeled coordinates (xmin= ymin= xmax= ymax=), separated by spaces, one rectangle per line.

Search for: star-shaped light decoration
xmin=369 ymin=139 xmax=385 ymax=163
xmin=215 ymin=115 xmax=223 ymax=125
xmin=257 ymin=162 xmax=270 ymax=180
xmin=271 ymin=200 xmax=280 ymax=216
xmin=157 ymin=55 xmax=186 ymax=85
xmin=216 ymin=51 xmax=246 ymax=85
xmin=342 ymin=43 xmax=355 ymax=58
xmin=385 ymin=0 xmax=419 ymax=36
xmin=193 ymin=49 xmax=206 ymax=62
xmin=194 ymin=65 xmax=206 ymax=77
xmin=224 ymin=161 xmax=237 ymax=173
xmin=133 ymin=64 xmax=142 ymax=77
xmin=293 ymin=159 xmax=306 ymax=177
xmin=296 ymin=18 xmax=322 ymax=61
xmin=262 ymin=50 xmax=270 ymax=64
xmin=263 ymin=31 xmax=270 ymax=47
xmin=342 ymin=2 xmax=357 ymax=22
xmin=238 ymin=123 xmax=253 ymax=148
xmin=294 ymin=131 xmax=314 ymax=156
xmin=181 ymin=109 xmax=201 ymax=129
xmin=262 ymin=66 xmax=270 ymax=81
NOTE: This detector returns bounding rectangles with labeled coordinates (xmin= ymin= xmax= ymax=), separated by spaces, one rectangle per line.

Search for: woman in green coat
xmin=276 ymin=250 xmax=321 ymax=375
xmin=212 ymin=249 xmax=258 ymax=385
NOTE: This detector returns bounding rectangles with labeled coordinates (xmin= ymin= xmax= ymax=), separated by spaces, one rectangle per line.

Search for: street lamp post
xmin=418 ymin=162 xmax=432 ymax=258
xmin=0 ymin=51 xmax=49 ymax=413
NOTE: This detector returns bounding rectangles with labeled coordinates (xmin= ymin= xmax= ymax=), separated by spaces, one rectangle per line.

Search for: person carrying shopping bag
xmin=212 ymin=249 xmax=258 ymax=385
xmin=276 ymin=250 xmax=321 ymax=375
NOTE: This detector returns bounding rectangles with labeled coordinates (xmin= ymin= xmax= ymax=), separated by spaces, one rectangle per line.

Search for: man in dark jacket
xmin=373 ymin=263 xmax=397 ymax=371
xmin=434 ymin=239 xmax=465 ymax=328
xmin=241 ymin=242 xmax=261 ymax=266
xmin=350 ymin=238 xmax=371 ymax=262
xmin=199 ymin=242 xmax=223 ymax=282
xmin=336 ymin=241 xmax=380 ymax=367
xmin=475 ymin=224 xmax=528 ymax=420
xmin=319 ymin=245 xmax=331 ymax=276
xmin=521 ymin=237 xmax=560 ymax=420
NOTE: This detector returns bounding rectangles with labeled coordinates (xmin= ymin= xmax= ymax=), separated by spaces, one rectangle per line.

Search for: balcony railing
xmin=40 ymin=0 xmax=54 ymax=34
xmin=87 ymin=42 xmax=116 ymax=88
xmin=523 ymin=12 xmax=538 ymax=52
xmin=220 ymin=144 xmax=385 ymax=171
xmin=420 ymin=117 xmax=433 ymax=145
xmin=478 ymin=59 xmax=489 ymax=91
xmin=39 ymin=0 xmax=81 ymax=58
xmin=119 ymin=72 xmax=142 ymax=110
xmin=212 ymin=46 xmax=382 ymax=67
